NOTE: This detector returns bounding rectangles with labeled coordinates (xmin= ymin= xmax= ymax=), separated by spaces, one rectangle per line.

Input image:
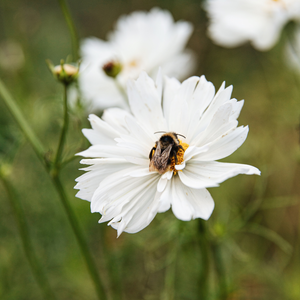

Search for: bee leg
xmin=171 ymin=148 xmax=178 ymax=165
xmin=149 ymin=147 xmax=156 ymax=160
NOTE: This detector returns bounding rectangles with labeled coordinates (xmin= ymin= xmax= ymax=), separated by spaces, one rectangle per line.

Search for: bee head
xmin=154 ymin=131 xmax=186 ymax=146
xmin=159 ymin=133 xmax=178 ymax=147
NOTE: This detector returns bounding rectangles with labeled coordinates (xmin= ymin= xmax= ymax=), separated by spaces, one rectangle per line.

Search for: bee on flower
xmin=75 ymin=71 xmax=260 ymax=236
xmin=79 ymin=8 xmax=196 ymax=110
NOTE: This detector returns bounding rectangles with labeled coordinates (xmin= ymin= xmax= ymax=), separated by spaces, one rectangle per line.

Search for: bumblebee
xmin=149 ymin=132 xmax=186 ymax=174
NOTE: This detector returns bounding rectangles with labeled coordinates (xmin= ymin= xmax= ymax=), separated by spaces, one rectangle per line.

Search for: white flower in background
xmin=285 ymin=25 xmax=300 ymax=72
xmin=75 ymin=71 xmax=260 ymax=236
xmin=79 ymin=8 xmax=195 ymax=110
xmin=205 ymin=0 xmax=300 ymax=51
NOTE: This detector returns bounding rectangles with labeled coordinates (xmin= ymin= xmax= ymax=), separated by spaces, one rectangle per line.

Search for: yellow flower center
xmin=171 ymin=140 xmax=189 ymax=175
xmin=129 ymin=60 xmax=138 ymax=67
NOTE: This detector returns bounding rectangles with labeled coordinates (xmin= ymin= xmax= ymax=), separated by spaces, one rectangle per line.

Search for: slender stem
xmin=57 ymin=0 xmax=79 ymax=60
xmin=161 ymin=239 xmax=180 ymax=300
xmin=211 ymin=242 xmax=228 ymax=300
xmin=0 ymin=79 xmax=108 ymax=300
xmin=51 ymin=84 xmax=107 ymax=299
xmin=50 ymin=174 xmax=108 ymax=300
xmin=0 ymin=173 xmax=57 ymax=300
xmin=113 ymin=78 xmax=129 ymax=106
xmin=198 ymin=220 xmax=210 ymax=300
xmin=60 ymin=154 xmax=79 ymax=169
xmin=54 ymin=84 xmax=69 ymax=168
xmin=0 ymin=78 xmax=46 ymax=166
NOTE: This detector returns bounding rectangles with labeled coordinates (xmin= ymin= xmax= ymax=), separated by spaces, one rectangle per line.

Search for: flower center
xmin=171 ymin=140 xmax=189 ymax=175
xmin=129 ymin=59 xmax=138 ymax=68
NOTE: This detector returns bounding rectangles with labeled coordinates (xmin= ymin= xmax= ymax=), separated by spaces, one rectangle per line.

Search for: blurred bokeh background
xmin=0 ymin=0 xmax=300 ymax=299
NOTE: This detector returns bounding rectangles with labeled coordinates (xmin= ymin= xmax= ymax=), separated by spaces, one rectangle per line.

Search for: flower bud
xmin=102 ymin=61 xmax=122 ymax=78
xmin=46 ymin=59 xmax=79 ymax=85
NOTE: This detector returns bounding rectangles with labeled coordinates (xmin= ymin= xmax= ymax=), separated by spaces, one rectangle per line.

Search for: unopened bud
xmin=46 ymin=59 xmax=79 ymax=85
xmin=102 ymin=61 xmax=122 ymax=78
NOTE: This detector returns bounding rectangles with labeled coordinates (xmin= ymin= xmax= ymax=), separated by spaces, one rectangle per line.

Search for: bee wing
xmin=149 ymin=141 xmax=161 ymax=172
xmin=149 ymin=144 xmax=172 ymax=174
xmin=160 ymin=144 xmax=172 ymax=163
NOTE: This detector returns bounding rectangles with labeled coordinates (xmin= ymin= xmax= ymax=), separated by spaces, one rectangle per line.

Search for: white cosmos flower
xmin=79 ymin=7 xmax=195 ymax=110
xmin=205 ymin=0 xmax=300 ymax=51
xmin=75 ymin=71 xmax=260 ymax=236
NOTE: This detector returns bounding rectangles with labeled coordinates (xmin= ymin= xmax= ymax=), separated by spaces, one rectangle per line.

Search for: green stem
xmin=0 ymin=174 xmax=57 ymax=300
xmin=0 ymin=79 xmax=108 ymax=300
xmin=50 ymin=174 xmax=108 ymax=300
xmin=54 ymin=84 xmax=69 ymax=168
xmin=211 ymin=242 xmax=228 ymax=300
xmin=0 ymin=78 xmax=46 ymax=166
xmin=161 ymin=239 xmax=180 ymax=300
xmin=51 ymin=85 xmax=107 ymax=299
xmin=113 ymin=78 xmax=129 ymax=106
xmin=57 ymin=0 xmax=79 ymax=60
xmin=198 ymin=220 xmax=210 ymax=300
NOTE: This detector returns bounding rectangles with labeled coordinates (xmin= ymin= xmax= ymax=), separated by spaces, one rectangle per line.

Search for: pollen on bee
xmin=170 ymin=140 xmax=189 ymax=175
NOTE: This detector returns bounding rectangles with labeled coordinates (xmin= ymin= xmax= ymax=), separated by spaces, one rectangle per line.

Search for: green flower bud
xmin=46 ymin=59 xmax=79 ymax=85
xmin=102 ymin=61 xmax=122 ymax=78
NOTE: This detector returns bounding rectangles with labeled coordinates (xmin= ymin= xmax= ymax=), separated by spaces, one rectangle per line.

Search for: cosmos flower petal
xmin=161 ymin=50 xmax=196 ymax=81
xmin=127 ymin=71 xmax=167 ymax=134
xmin=190 ymin=76 xmax=216 ymax=117
xmin=113 ymin=187 xmax=161 ymax=236
xmin=77 ymin=145 xmax=134 ymax=158
xmin=91 ymin=167 xmax=158 ymax=213
xmin=229 ymin=99 xmax=244 ymax=121
xmin=170 ymin=176 xmax=215 ymax=221
xmin=163 ymin=170 xmax=173 ymax=180
xmin=123 ymin=156 xmax=149 ymax=166
xmin=82 ymin=114 xmax=122 ymax=146
xmin=157 ymin=176 xmax=168 ymax=192
xmin=75 ymin=159 xmax=132 ymax=201
xmin=158 ymin=181 xmax=172 ymax=213
xmin=155 ymin=68 xmax=163 ymax=102
xmin=101 ymin=108 xmax=133 ymax=134
xmin=185 ymin=76 xmax=215 ymax=140
xmin=129 ymin=167 xmax=156 ymax=177
xmin=178 ymin=168 xmax=219 ymax=189
xmin=185 ymin=161 xmax=261 ymax=184
xmin=163 ymin=76 xmax=181 ymax=125
xmin=183 ymin=145 xmax=209 ymax=162
xmin=192 ymin=102 xmax=240 ymax=147
xmin=123 ymin=115 xmax=156 ymax=150
xmin=194 ymin=126 xmax=249 ymax=161
xmin=167 ymin=76 xmax=199 ymax=134
xmin=178 ymin=160 xmax=260 ymax=189
xmin=175 ymin=162 xmax=185 ymax=170
xmin=198 ymin=84 xmax=233 ymax=131
xmin=96 ymin=174 xmax=161 ymax=236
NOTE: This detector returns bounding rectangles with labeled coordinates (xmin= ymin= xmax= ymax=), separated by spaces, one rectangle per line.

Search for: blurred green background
xmin=0 ymin=0 xmax=300 ymax=299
